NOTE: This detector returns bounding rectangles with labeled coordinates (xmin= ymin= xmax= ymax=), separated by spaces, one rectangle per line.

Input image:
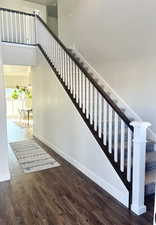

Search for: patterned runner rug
xmin=10 ymin=139 xmax=60 ymax=173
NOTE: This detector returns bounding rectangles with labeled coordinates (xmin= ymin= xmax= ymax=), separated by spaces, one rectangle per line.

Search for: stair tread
xmin=146 ymin=169 xmax=156 ymax=185
xmin=146 ymin=151 xmax=156 ymax=163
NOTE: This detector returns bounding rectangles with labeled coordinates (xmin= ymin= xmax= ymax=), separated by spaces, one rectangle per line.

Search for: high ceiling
xmin=25 ymin=0 xmax=57 ymax=6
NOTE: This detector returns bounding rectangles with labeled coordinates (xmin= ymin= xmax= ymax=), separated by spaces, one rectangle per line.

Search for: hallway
xmin=0 ymin=121 xmax=153 ymax=225
xmin=7 ymin=119 xmax=32 ymax=143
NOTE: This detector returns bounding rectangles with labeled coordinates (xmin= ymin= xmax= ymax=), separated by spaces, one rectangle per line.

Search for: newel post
xmin=130 ymin=121 xmax=151 ymax=215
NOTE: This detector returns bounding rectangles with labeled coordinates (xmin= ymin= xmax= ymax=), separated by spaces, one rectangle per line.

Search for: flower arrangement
xmin=11 ymin=85 xmax=32 ymax=100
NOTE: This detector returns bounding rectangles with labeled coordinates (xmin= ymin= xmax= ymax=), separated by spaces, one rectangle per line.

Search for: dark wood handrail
xmin=37 ymin=15 xmax=133 ymax=131
xmin=0 ymin=7 xmax=35 ymax=17
xmin=2 ymin=40 xmax=36 ymax=46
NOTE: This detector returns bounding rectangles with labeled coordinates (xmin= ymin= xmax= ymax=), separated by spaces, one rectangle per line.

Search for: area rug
xmin=10 ymin=139 xmax=60 ymax=173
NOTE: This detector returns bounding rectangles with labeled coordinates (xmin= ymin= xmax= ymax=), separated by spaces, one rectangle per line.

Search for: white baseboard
xmin=35 ymin=134 xmax=129 ymax=208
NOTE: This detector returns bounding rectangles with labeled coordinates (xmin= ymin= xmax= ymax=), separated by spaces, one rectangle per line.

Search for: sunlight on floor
xmin=7 ymin=119 xmax=33 ymax=143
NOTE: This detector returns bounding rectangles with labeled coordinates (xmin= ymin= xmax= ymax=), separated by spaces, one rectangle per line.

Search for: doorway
xmin=4 ymin=65 xmax=33 ymax=143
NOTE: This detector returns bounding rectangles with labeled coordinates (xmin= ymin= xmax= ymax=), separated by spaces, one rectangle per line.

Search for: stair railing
xmin=0 ymin=8 xmax=151 ymax=215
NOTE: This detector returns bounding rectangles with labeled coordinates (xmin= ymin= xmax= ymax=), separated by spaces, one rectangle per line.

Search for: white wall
xmin=0 ymin=0 xmax=47 ymax=21
xmin=57 ymin=0 xmax=156 ymax=140
xmin=32 ymin=49 xmax=129 ymax=207
xmin=98 ymin=59 xmax=156 ymax=137
xmin=2 ymin=43 xmax=36 ymax=66
xmin=5 ymin=75 xmax=30 ymax=88
xmin=47 ymin=16 xmax=58 ymax=35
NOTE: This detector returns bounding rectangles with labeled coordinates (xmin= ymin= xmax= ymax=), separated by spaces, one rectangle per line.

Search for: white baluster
xmin=31 ymin=16 xmax=34 ymax=44
xmin=62 ymin=51 xmax=65 ymax=82
xmin=19 ymin=14 xmax=22 ymax=43
xmin=108 ymin=106 xmax=113 ymax=153
xmin=23 ymin=14 xmax=26 ymax=43
xmin=30 ymin=16 xmax=33 ymax=44
xmin=1 ymin=11 xmax=4 ymax=41
xmin=6 ymin=12 xmax=9 ymax=42
xmin=89 ymin=83 xmax=93 ymax=124
xmin=98 ymin=94 xmax=102 ymax=138
xmin=103 ymin=99 xmax=107 ymax=145
xmin=83 ymin=75 xmax=86 ymax=113
xmin=89 ymin=82 xmax=92 ymax=123
xmin=86 ymin=78 xmax=89 ymax=118
xmin=10 ymin=12 xmax=13 ymax=42
xmin=11 ymin=13 xmax=14 ymax=42
xmin=66 ymin=54 xmax=68 ymax=87
xmin=59 ymin=47 xmax=61 ymax=75
xmin=127 ymin=128 xmax=132 ymax=182
xmin=77 ymin=67 xmax=80 ymax=103
xmin=94 ymin=89 xmax=97 ymax=131
xmin=77 ymin=67 xmax=79 ymax=104
xmin=114 ymin=112 xmax=118 ymax=162
xmin=15 ymin=13 xmax=18 ymax=43
xmin=120 ymin=120 xmax=125 ymax=172
xmin=71 ymin=60 xmax=74 ymax=95
xmin=63 ymin=52 xmax=66 ymax=84
xmin=67 ymin=55 xmax=70 ymax=90
xmin=29 ymin=16 xmax=32 ymax=44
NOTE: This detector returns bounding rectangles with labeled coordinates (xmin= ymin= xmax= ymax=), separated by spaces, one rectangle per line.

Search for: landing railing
xmin=0 ymin=8 xmax=35 ymax=45
xmin=0 ymin=8 xmax=151 ymax=215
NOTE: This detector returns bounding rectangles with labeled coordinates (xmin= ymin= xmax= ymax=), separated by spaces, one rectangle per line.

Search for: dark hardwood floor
xmin=0 ymin=120 xmax=154 ymax=225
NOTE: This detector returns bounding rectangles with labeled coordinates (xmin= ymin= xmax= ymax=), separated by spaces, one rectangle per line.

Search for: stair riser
xmin=145 ymin=183 xmax=155 ymax=196
xmin=146 ymin=142 xmax=156 ymax=152
xmin=146 ymin=162 xmax=156 ymax=171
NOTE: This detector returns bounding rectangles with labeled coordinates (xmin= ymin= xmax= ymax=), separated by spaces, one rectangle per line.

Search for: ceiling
xmin=25 ymin=0 xmax=57 ymax=6
xmin=3 ymin=65 xmax=31 ymax=77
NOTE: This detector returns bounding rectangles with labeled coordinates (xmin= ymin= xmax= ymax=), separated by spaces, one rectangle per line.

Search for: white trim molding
xmin=0 ymin=37 xmax=11 ymax=182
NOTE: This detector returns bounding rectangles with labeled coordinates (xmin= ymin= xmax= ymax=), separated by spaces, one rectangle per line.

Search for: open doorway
xmin=4 ymin=65 xmax=33 ymax=143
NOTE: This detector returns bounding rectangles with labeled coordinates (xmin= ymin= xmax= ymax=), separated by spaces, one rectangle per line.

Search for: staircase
xmin=68 ymin=49 xmax=156 ymax=197
xmin=0 ymin=7 xmax=154 ymax=215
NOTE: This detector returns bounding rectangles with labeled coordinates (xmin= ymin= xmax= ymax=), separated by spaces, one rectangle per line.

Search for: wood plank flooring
xmin=0 ymin=120 xmax=154 ymax=225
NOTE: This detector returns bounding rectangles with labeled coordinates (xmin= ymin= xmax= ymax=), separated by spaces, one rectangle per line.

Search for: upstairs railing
xmin=0 ymin=8 xmax=35 ymax=45
xmin=0 ymin=8 xmax=151 ymax=215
